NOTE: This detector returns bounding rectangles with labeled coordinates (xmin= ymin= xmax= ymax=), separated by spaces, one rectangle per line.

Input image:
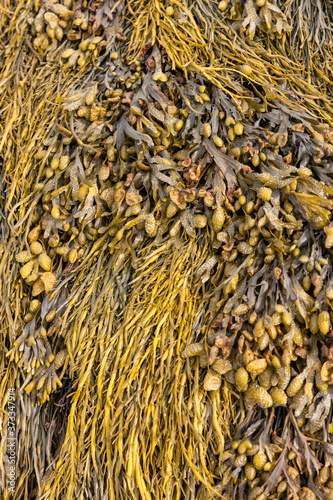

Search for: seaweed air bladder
xmin=1 ymin=0 xmax=333 ymax=499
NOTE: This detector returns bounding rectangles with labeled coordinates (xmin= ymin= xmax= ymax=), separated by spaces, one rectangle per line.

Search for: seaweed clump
xmin=2 ymin=0 xmax=333 ymax=499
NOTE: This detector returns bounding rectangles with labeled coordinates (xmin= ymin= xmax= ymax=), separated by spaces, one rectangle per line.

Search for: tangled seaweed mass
xmin=2 ymin=0 xmax=333 ymax=499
